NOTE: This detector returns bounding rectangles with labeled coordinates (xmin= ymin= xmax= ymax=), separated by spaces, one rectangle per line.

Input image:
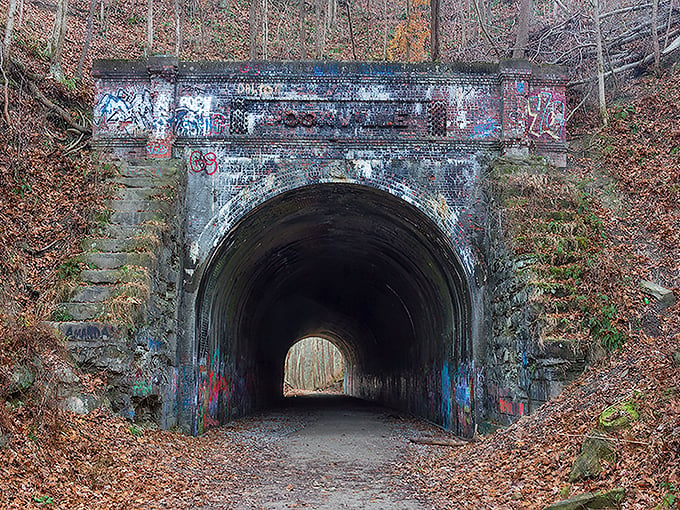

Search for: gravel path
xmin=201 ymin=394 xmax=448 ymax=509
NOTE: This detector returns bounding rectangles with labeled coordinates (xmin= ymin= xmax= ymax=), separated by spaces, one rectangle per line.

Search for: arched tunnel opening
xmin=194 ymin=183 xmax=474 ymax=435
xmin=283 ymin=336 xmax=345 ymax=395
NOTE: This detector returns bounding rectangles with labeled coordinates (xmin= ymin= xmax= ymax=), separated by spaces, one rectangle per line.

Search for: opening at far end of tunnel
xmin=194 ymin=183 xmax=474 ymax=436
xmin=284 ymin=337 xmax=346 ymax=397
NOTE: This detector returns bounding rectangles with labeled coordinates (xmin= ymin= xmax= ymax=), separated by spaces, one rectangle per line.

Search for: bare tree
xmin=513 ymin=0 xmax=532 ymax=58
xmin=315 ymin=0 xmax=326 ymax=57
xmin=664 ymin=0 xmax=675 ymax=48
xmin=2 ymin=0 xmax=18 ymax=66
xmin=262 ymin=0 xmax=269 ymax=58
xmin=405 ymin=0 xmax=412 ymax=60
xmin=342 ymin=0 xmax=357 ymax=59
xmin=249 ymin=0 xmax=258 ymax=58
xmin=1 ymin=0 xmax=17 ymax=125
xmin=77 ymin=0 xmax=97 ymax=79
xmin=328 ymin=0 xmax=337 ymax=28
xmin=652 ymin=0 xmax=660 ymax=73
xmin=146 ymin=0 xmax=154 ymax=56
xmin=383 ymin=0 xmax=388 ymax=59
xmin=594 ymin=0 xmax=608 ymax=125
xmin=174 ymin=0 xmax=182 ymax=57
xmin=431 ymin=0 xmax=441 ymax=61
xmin=99 ymin=0 xmax=109 ymax=37
xmin=48 ymin=0 xmax=68 ymax=79
xmin=300 ymin=0 xmax=307 ymax=59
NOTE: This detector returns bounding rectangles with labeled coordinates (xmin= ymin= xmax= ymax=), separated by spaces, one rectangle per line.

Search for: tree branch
xmin=10 ymin=58 xmax=90 ymax=134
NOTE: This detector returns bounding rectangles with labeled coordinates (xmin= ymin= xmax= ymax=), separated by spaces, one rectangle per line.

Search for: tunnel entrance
xmin=193 ymin=183 xmax=474 ymax=435
xmin=283 ymin=337 xmax=346 ymax=396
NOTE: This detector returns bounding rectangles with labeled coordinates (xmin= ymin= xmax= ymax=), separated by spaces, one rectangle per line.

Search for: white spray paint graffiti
xmin=94 ymin=88 xmax=153 ymax=136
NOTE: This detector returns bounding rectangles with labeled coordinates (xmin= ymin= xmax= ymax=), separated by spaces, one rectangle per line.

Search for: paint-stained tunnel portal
xmin=194 ymin=184 xmax=473 ymax=435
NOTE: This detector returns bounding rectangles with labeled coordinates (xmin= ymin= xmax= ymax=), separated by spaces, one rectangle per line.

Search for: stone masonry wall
xmin=477 ymin=159 xmax=587 ymax=427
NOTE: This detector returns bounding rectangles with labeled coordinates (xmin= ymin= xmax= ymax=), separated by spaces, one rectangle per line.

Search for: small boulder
xmin=60 ymin=394 xmax=100 ymax=415
xmin=640 ymin=280 xmax=676 ymax=307
xmin=544 ymin=487 xmax=624 ymax=509
xmin=9 ymin=364 xmax=35 ymax=394
xmin=569 ymin=432 xmax=617 ymax=483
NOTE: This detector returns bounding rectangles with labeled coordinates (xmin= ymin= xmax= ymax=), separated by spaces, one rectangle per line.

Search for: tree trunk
xmin=652 ymin=0 xmax=660 ymax=73
xmin=2 ymin=0 xmax=18 ymax=67
xmin=77 ymin=0 xmax=97 ymax=79
xmin=512 ymin=0 xmax=532 ymax=58
xmin=665 ymin=0 xmax=674 ymax=48
xmin=383 ymin=0 xmax=388 ymax=59
xmin=299 ymin=0 xmax=307 ymax=59
xmin=431 ymin=0 xmax=441 ymax=61
xmin=262 ymin=0 xmax=268 ymax=59
xmin=405 ymin=0 xmax=411 ymax=60
xmin=197 ymin=0 xmax=206 ymax=51
xmin=49 ymin=0 xmax=68 ymax=80
xmin=174 ymin=0 xmax=182 ymax=57
xmin=594 ymin=0 xmax=608 ymax=125
xmin=315 ymin=0 xmax=326 ymax=57
xmin=99 ymin=0 xmax=107 ymax=35
xmin=328 ymin=0 xmax=336 ymax=27
xmin=345 ymin=0 xmax=357 ymax=59
xmin=146 ymin=0 xmax=153 ymax=56
xmin=249 ymin=0 xmax=258 ymax=59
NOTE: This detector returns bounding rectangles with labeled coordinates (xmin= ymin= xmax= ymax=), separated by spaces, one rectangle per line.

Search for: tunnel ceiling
xmin=199 ymin=183 xmax=471 ymax=384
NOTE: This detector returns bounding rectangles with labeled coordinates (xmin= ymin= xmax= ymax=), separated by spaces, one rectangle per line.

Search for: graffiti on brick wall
xmin=152 ymin=89 xmax=173 ymax=138
xmin=527 ymin=91 xmax=565 ymax=140
xmin=471 ymin=117 xmax=500 ymax=139
xmin=454 ymin=362 xmax=475 ymax=434
xmin=180 ymin=365 xmax=194 ymax=412
xmin=175 ymin=96 xmax=227 ymax=137
xmin=441 ymin=361 xmax=453 ymax=429
xmin=198 ymin=346 xmax=232 ymax=432
xmin=236 ymin=82 xmax=282 ymax=97
xmin=189 ymin=150 xmax=218 ymax=175
xmin=146 ymin=140 xmax=170 ymax=157
xmin=488 ymin=382 xmax=528 ymax=418
xmin=94 ymin=88 xmax=153 ymax=136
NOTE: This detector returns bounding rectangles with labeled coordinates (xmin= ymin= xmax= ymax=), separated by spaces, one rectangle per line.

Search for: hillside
xmin=0 ymin=0 xmax=679 ymax=508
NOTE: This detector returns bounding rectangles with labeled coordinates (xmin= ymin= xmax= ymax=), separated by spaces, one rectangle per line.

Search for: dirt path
xmin=201 ymin=394 xmax=449 ymax=509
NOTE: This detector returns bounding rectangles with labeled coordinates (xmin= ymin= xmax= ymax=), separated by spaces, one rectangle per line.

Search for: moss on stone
xmin=544 ymin=487 xmax=624 ymax=509
xmin=599 ymin=401 xmax=640 ymax=430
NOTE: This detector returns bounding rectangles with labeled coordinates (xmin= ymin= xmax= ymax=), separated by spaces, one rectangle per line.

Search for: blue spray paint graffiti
xmin=472 ymin=118 xmax=500 ymax=139
xmin=454 ymin=362 xmax=475 ymax=435
xmin=441 ymin=361 xmax=453 ymax=429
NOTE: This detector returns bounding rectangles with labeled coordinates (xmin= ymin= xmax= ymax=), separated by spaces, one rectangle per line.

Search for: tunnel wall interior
xmin=193 ymin=184 xmax=474 ymax=436
xmin=90 ymin=58 xmax=568 ymax=436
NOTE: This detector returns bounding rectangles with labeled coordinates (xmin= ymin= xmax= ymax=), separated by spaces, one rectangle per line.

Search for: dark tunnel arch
xmin=193 ymin=183 xmax=474 ymax=435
